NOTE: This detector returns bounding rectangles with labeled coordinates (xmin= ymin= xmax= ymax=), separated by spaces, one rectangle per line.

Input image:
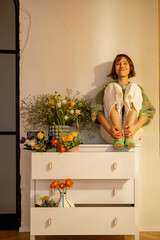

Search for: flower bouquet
xmin=20 ymin=131 xmax=52 ymax=152
xmin=20 ymin=89 xmax=93 ymax=131
xmin=50 ymin=178 xmax=73 ymax=194
xmin=50 ymin=179 xmax=75 ymax=208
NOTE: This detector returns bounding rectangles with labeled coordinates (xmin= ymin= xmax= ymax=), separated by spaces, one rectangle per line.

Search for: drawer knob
xmin=48 ymin=218 xmax=52 ymax=226
xmin=49 ymin=162 xmax=52 ymax=170
xmin=113 ymin=162 xmax=117 ymax=170
xmin=113 ymin=188 xmax=117 ymax=196
xmin=113 ymin=218 xmax=118 ymax=226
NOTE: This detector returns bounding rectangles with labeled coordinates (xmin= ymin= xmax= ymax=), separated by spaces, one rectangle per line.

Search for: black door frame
xmin=0 ymin=0 xmax=20 ymax=230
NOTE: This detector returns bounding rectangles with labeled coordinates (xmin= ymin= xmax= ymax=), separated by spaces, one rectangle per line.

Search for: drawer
xmin=31 ymin=207 xmax=135 ymax=235
xmin=36 ymin=179 xmax=134 ymax=204
xmin=31 ymin=152 xmax=135 ymax=179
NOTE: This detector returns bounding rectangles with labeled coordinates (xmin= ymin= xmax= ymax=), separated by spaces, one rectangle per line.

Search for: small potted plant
xmin=51 ymin=119 xmax=81 ymax=153
xmin=20 ymin=132 xmax=55 ymax=152
xmin=35 ymin=196 xmax=56 ymax=207
xmin=20 ymin=131 xmax=52 ymax=152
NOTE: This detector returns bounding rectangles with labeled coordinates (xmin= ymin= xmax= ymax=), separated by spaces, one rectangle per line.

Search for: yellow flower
xmin=78 ymin=102 xmax=82 ymax=107
xmin=62 ymin=135 xmax=68 ymax=141
xmin=72 ymin=132 xmax=78 ymax=137
xmin=67 ymin=134 xmax=73 ymax=141
xmin=37 ymin=131 xmax=44 ymax=140
xmin=49 ymin=99 xmax=55 ymax=108
xmin=53 ymin=94 xmax=57 ymax=100
xmin=49 ymin=99 xmax=54 ymax=105
xmin=33 ymin=143 xmax=40 ymax=150
xmin=70 ymin=101 xmax=76 ymax=107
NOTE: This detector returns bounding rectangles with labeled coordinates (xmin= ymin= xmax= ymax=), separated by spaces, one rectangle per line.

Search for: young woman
xmin=91 ymin=54 xmax=155 ymax=149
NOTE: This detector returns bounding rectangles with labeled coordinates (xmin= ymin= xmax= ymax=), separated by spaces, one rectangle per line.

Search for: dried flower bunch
xmin=21 ymin=89 xmax=93 ymax=131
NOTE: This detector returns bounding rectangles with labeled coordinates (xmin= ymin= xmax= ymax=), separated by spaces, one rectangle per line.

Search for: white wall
xmin=20 ymin=0 xmax=159 ymax=231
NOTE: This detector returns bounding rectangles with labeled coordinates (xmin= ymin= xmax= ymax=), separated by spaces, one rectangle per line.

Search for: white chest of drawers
xmin=30 ymin=144 xmax=140 ymax=240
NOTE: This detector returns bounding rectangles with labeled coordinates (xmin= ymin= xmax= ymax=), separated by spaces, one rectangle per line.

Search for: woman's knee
xmin=104 ymin=83 xmax=123 ymax=103
xmin=126 ymin=82 xmax=141 ymax=93
xmin=106 ymin=82 xmax=122 ymax=93
xmin=124 ymin=83 xmax=143 ymax=117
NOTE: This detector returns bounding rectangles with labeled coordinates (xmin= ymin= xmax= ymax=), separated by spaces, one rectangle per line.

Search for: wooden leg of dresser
xmin=30 ymin=235 xmax=35 ymax=240
xmin=135 ymin=231 xmax=139 ymax=240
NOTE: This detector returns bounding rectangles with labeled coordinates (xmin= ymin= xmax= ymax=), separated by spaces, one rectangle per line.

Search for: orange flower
xmin=43 ymin=196 xmax=50 ymax=200
xmin=65 ymin=178 xmax=73 ymax=188
xmin=59 ymin=183 xmax=66 ymax=189
xmin=50 ymin=180 xmax=59 ymax=188
xmin=51 ymin=137 xmax=59 ymax=146
xmin=58 ymin=143 xmax=66 ymax=153
xmin=65 ymin=104 xmax=69 ymax=109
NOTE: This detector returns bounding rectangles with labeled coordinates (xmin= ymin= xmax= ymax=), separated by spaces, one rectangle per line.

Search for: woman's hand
xmin=109 ymin=126 xmax=123 ymax=140
xmin=124 ymin=124 xmax=138 ymax=138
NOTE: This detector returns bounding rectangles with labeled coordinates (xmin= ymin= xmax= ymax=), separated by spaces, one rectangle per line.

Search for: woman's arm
xmin=124 ymin=114 xmax=147 ymax=137
xmin=97 ymin=114 xmax=110 ymax=133
xmin=135 ymin=114 xmax=147 ymax=130
xmin=138 ymin=86 xmax=156 ymax=127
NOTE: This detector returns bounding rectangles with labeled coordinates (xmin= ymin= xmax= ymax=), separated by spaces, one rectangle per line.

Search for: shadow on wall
xmin=81 ymin=61 xmax=114 ymax=144
xmin=88 ymin=61 xmax=113 ymax=98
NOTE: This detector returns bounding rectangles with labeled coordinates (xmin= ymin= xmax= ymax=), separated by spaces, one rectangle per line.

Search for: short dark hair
xmin=107 ymin=54 xmax=136 ymax=79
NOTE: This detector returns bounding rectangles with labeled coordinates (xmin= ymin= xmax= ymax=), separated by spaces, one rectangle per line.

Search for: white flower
xmin=25 ymin=139 xmax=36 ymax=146
xmin=62 ymin=99 xmax=67 ymax=105
xmin=36 ymin=199 xmax=42 ymax=206
xmin=30 ymin=139 xmax=36 ymax=147
xmin=75 ymin=109 xmax=80 ymax=115
xmin=64 ymin=116 xmax=69 ymax=120
xmin=25 ymin=139 xmax=30 ymax=145
xmin=70 ymin=109 xmax=74 ymax=114
xmin=57 ymin=102 xmax=62 ymax=108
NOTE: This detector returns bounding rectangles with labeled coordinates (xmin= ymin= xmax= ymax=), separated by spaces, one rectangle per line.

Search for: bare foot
xmin=114 ymin=143 xmax=123 ymax=149
xmin=126 ymin=142 xmax=135 ymax=147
